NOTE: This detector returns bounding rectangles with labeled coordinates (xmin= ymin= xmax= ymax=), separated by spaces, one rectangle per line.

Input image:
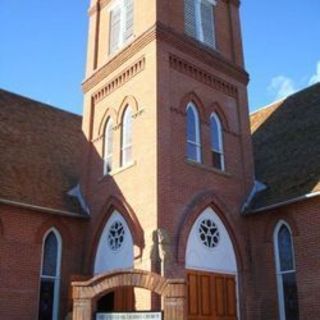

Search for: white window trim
xmin=210 ymin=112 xmax=225 ymax=171
xmin=103 ymin=119 xmax=113 ymax=175
xmin=108 ymin=0 xmax=134 ymax=55
xmin=273 ymin=220 xmax=297 ymax=320
xmin=187 ymin=103 xmax=202 ymax=163
xmin=38 ymin=228 xmax=62 ymax=320
xmin=194 ymin=0 xmax=217 ymax=46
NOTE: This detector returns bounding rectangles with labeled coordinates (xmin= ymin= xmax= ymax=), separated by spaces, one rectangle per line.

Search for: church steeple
xmin=80 ymin=1 xmax=254 ymax=312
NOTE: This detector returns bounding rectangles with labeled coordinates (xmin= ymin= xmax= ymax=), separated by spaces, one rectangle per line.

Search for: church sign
xmin=96 ymin=312 xmax=162 ymax=320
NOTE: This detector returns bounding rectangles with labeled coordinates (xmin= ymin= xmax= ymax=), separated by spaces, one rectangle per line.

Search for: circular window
xmin=107 ymin=220 xmax=125 ymax=251
xmin=198 ymin=219 xmax=220 ymax=248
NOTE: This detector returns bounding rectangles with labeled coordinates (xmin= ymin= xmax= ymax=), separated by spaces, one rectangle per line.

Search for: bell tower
xmin=80 ymin=0 xmax=254 ymax=316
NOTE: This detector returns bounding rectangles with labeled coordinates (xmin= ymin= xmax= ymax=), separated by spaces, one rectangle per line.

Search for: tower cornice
xmin=82 ymin=22 xmax=249 ymax=93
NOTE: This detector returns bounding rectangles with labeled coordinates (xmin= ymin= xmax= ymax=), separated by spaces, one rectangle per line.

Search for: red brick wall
xmin=0 ymin=205 xmax=87 ymax=320
xmin=246 ymin=197 xmax=320 ymax=319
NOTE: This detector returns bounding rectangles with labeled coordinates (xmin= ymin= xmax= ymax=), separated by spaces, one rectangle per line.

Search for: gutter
xmin=0 ymin=198 xmax=89 ymax=219
xmin=248 ymin=191 xmax=320 ymax=214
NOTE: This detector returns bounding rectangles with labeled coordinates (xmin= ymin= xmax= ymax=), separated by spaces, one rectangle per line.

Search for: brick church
xmin=1 ymin=0 xmax=319 ymax=319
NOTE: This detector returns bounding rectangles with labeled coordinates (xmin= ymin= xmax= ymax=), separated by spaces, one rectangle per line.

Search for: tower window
xmin=104 ymin=118 xmax=113 ymax=175
xmin=274 ymin=222 xmax=299 ymax=320
xmin=185 ymin=0 xmax=216 ymax=48
xmin=186 ymin=103 xmax=202 ymax=162
xmin=210 ymin=113 xmax=224 ymax=170
xmin=121 ymin=106 xmax=133 ymax=166
xmin=38 ymin=229 xmax=62 ymax=320
xmin=109 ymin=0 xmax=134 ymax=55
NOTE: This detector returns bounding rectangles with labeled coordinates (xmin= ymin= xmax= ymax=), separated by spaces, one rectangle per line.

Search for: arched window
xmin=94 ymin=211 xmax=134 ymax=274
xmin=104 ymin=118 xmax=113 ymax=175
xmin=39 ymin=229 xmax=62 ymax=320
xmin=274 ymin=222 xmax=299 ymax=320
xmin=121 ymin=106 xmax=133 ymax=166
xmin=210 ymin=113 xmax=224 ymax=170
xmin=186 ymin=103 xmax=201 ymax=162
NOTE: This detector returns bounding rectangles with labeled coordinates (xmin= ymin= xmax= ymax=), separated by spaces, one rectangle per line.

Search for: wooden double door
xmin=187 ymin=270 xmax=238 ymax=320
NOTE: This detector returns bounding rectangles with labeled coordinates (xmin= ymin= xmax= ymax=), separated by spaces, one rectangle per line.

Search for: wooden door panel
xmin=114 ymin=287 xmax=135 ymax=311
xmin=226 ymin=277 xmax=236 ymax=317
xmin=188 ymin=273 xmax=199 ymax=316
xmin=200 ymin=275 xmax=212 ymax=316
xmin=214 ymin=276 xmax=225 ymax=317
xmin=187 ymin=270 xmax=237 ymax=320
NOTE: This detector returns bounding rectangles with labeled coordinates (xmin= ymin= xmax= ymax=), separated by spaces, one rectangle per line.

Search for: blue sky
xmin=0 ymin=0 xmax=319 ymax=115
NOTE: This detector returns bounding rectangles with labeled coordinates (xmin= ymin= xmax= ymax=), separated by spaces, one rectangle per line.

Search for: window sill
xmin=185 ymin=159 xmax=231 ymax=177
xmin=99 ymin=161 xmax=137 ymax=183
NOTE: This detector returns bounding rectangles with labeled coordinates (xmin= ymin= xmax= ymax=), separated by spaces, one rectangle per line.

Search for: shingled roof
xmin=0 ymin=89 xmax=86 ymax=214
xmin=249 ymin=83 xmax=320 ymax=211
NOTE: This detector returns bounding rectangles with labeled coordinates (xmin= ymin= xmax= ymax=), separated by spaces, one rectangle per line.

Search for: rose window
xmin=108 ymin=220 xmax=125 ymax=251
xmin=198 ymin=219 xmax=220 ymax=248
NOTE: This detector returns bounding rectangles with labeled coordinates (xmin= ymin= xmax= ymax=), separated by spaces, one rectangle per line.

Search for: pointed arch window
xmin=210 ymin=113 xmax=224 ymax=170
xmin=274 ymin=222 xmax=299 ymax=320
xmin=38 ymin=229 xmax=62 ymax=320
xmin=187 ymin=103 xmax=201 ymax=162
xmin=104 ymin=118 xmax=113 ymax=175
xmin=121 ymin=106 xmax=133 ymax=166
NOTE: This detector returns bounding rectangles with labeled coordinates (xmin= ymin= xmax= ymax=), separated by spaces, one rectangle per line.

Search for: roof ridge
xmin=250 ymin=82 xmax=320 ymax=116
xmin=0 ymin=88 xmax=82 ymax=118
xmin=250 ymin=97 xmax=285 ymax=116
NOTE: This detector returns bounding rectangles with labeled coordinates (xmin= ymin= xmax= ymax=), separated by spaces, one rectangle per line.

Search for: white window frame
xmin=108 ymin=0 xmax=134 ymax=55
xmin=210 ymin=112 xmax=225 ymax=171
xmin=273 ymin=220 xmax=297 ymax=320
xmin=103 ymin=118 xmax=113 ymax=175
xmin=187 ymin=102 xmax=202 ymax=163
xmin=121 ymin=106 xmax=133 ymax=167
xmin=38 ymin=228 xmax=62 ymax=320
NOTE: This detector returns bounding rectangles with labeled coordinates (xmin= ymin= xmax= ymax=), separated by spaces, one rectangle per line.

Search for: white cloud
xmin=309 ymin=60 xmax=320 ymax=85
xmin=266 ymin=60 xmax=320 ymax=104
xmin=268 ymin=75 xmax=296 ymax=100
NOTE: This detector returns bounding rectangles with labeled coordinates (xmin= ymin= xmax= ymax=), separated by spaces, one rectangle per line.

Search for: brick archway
xmin=72 ymin=269 xmax=186 ymax=320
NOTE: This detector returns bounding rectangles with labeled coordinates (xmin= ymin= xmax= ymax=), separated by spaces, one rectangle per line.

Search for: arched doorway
xmin=185 ymin=207 xmax=238 ymax=320
xmin=72 ymin=269 xmax=186 ymax=320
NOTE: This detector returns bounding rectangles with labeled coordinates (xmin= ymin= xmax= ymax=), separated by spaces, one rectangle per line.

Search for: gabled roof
xmin=249 ymin=83 xmax=320 ymax=212
xmin=0 ymin=89 xmax=86 ymax=214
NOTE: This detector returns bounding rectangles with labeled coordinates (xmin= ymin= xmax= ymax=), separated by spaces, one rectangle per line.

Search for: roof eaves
xmin=0 ymin=198 xmax=90 ymax=219
xmin=244 ymin=191 xmax=320 ymax=215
